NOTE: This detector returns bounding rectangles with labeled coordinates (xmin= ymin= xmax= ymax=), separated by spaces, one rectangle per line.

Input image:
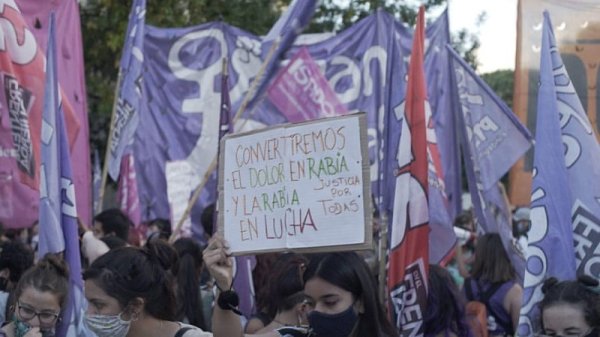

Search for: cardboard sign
xmin=218 ymin=113 xmax=371 ymax=254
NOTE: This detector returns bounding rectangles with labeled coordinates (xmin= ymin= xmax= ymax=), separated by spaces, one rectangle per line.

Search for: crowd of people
xmin=0 ymin=205 xmax=597 ymax=337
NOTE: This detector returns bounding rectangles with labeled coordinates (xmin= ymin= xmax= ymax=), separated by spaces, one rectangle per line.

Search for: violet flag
xmin=38 ymin=13 xmax=94 ymax=337
xmin=92 ymin=148 xmax=101 ymax=214
xmin=447 ymin=45 xmax=532 ymax=282
xmin=107 ymin=0 xmax=146 ymax=180
xmin=517 ymin=12 xmax=577 ymax=337
xmin=235 ymin=0 xmax=316 ymax=117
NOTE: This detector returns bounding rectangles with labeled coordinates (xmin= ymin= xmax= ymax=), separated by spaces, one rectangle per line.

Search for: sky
xmin=447 ymin=0 xmax=518 ymax=73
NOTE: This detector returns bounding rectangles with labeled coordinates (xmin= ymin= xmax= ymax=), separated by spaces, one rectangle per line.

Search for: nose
xmin=27 ymin=314 xmax=41 ymax=328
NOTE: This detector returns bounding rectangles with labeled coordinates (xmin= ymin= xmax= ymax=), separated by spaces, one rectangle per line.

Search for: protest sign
xmin=218 ymin=113 xmax=371 ymax=254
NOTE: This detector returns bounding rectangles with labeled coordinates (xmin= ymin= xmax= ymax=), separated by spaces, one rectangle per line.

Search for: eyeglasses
xmin=17 ymin=302 xmax=60 ymax=324
xmin=537 ymin=328 xmax=594 ymax=337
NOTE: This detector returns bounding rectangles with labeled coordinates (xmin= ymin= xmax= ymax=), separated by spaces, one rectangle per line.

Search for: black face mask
xmin=307 ymin=305 xmax=358 ymax=337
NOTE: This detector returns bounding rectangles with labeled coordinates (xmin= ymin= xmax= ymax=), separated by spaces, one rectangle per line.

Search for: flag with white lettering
xmin=17 ymin=0 xmax=92 ymax=226
xmin=447 ymin=45 xmax=532 ymax=281
xmin=517 ymin=11 xmax=577 ymax=336
xmin=387 ymin=7 xmax=429 ymax=335
xmin=38 ymin=14 xmax=94 ymax=337
xmin=107 ymin=0 xmax=145 ymax=180
xmin=0 ymin=1 xmax=79 ymax=229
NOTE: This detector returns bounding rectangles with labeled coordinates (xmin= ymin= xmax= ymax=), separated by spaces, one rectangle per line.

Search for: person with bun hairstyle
xmin=539 ymin=276 xmax=600 ymax=337
xmin=83 ymin=240 xmax=212 ymax=337
xmin=0 ymin=254 xmax=68 ymax=337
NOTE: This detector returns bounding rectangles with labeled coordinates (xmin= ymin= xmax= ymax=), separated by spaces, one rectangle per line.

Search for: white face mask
xmin=84 ymin=312 xmax=131 ymax=337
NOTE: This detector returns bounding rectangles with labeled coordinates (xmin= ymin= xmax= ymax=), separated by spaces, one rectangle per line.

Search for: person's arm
xmin=202 ymin=236 xmax=279 ymax=337
xmin=504 ymin=283 xmax=523 ymax=331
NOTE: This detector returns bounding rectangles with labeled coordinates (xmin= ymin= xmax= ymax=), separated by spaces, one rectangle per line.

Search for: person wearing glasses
xmin=539 ymin=276 xmax=600 ymax=337
xmin=0 ymin=254 xmax=68 ymax=337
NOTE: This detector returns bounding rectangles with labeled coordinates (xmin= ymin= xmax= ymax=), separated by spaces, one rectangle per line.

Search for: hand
xmin=24 ymin=327 xmax=42 ymax=337
xmin=202 ymin=234 xmax=234 ymax=291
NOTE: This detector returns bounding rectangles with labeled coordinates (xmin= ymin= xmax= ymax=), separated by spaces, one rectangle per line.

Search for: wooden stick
xmin=97 ymin=71 xmax=123 ymax=215
xmin=169 ymin=39 xmax=282 ymax=242
xmin=378 ymin=211 xmax=389 ymax=304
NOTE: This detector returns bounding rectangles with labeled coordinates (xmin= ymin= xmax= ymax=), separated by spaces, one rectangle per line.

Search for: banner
xmin=267 ymin=47 xmax=348 ymax=122
xmin=117 ymin=153 xmax=141 ymax=227
xmin=387 ymin=7 xmax=429 ymax=335
xmin=17 ymin=0 xmax=91 ymax=226
xmin=38 ymin=14 xmax=93 ymax=337
xmin=510 ymin=0 xmax=600 ymax=206
xmin=0 ymin=0 xmax=79 ymax=229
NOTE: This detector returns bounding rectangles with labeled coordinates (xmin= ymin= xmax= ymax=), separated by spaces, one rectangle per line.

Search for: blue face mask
xmin=12 ymin=314 xmax=31 ymax=337
xmin=307 ymin=305 xmax=358 ymax=337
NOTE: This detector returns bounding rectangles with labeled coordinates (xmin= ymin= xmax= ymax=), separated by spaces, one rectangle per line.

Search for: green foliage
xmin=481 ymin=69 xmax=514 ymax=109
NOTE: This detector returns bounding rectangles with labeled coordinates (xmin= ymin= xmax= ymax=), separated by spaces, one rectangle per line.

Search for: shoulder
xmin=176 ymin=322 xmax=212 ymax=337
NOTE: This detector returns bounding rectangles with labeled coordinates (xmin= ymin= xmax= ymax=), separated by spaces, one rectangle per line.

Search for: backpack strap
xmin=464 ymin=278 xmax=475 ymax=300
xmin=174 ymin=327 xmax=193 ymax=337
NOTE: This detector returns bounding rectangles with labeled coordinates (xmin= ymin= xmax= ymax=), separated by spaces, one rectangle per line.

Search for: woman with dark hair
xmin=83 ymin=240 xmax=211 ymax=337
xmin=173 ymin=238 xmax=209 ymax=330
xmin=463 ymin=233 xmax=522 ymax=337
xmin=203 ymin=235 xmax=398 ymax=337
xmin=254 ymin=253 xmax=309 ymax=333
xmin=424 ymin=265 xmax=471 ymax=337
xmin=539 ymin=276 xmax=600 ymax=337
xmin=1 ymin=254 xmax=68 ymax=337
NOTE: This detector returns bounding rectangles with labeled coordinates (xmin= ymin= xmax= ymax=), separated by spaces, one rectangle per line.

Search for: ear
xmin=126 ymin=297 xmax=145 ymax=320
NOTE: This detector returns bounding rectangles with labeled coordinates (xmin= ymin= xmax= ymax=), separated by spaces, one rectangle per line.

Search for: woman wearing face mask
xmin=82 ymin=240 xmax=212 ymax=337
xmin=204 ymin=235 xmax=399 ymax=337
xmin=538 ymin=276 xmax=599 ymax=337
xmin=0 ymin=254 xmax=68 ymax=337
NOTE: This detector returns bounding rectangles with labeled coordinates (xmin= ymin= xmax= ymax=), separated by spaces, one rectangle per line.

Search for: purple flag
xmin=107 ymin=0 xmax=145 ymax=180
xmin=17 ymin=0 xmax=92 ymax=226
xmin=38 ymin=13 xmax=93 ymax=337
xmin=517 ymin=12 xmax=577 ymax=336
xmin=239 ymin=0 xmax=317 ymax=118
xmin=117 ymin=153 xmax=141 ymax=227
xmin=448 ymin=45 xmax=532 ymax=281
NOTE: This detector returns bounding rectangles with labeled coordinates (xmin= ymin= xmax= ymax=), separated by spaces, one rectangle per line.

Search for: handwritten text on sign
xmin=221 ymin=114 xmax=367 ymax=253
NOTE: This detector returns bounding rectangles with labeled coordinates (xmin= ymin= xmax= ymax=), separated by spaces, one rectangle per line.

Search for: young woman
xmin=463 ymin=233 xmax=522 ymax=337
xmin=83 ymin=240 xmax=211 ymax=337
xmin=424 ymin=265 xmax=471 ymax=337
xmin=539 ymin=276 xmax=599 ymax=337
xmin=203 ymin=235 xmax=398 ymax=337
xmin=0 ymin=254 xmax=68 ymax=337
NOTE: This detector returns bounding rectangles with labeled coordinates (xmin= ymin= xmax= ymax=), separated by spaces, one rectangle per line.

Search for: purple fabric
xmin=517 ymin=12 xmax=579 ymax=337
xmin=17 ymin=0 xmax=92 ymax=226
xmin=92 ymin=148 xmax=101 ymax=214
xmin=38 ymin=15 xmax=93 ymax=337
xmin=267 ymin=47 xmax=348 ymax=121
xmin=465 ymin=279 xmax=515 ymax=335
xmin=108 ymin=0 xmax=146 ymax=181
xmin=448 ymin=46 xmax=531 ymax=281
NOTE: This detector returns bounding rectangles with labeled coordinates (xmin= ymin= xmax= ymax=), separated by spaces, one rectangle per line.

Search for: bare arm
xmin=503 ymin=283 xmax=523 ymax=331
xmin=203 ymin=235 xmax=279 ymax=337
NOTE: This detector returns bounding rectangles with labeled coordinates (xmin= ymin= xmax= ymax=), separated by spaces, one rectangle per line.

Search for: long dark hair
xmin=303 ymin=252 xmax=398 ymax=337
xmin=424 ymin=265 xmax=472 ymax=337
xmin=83 ymin=240 xmax=178 ymax=320
xmin=470 ymin=233 xmax=515 ymax=283
xmin=540 ymin=276 xmax=600 ymax=329
xmin=268 ymin=253 xmax=308 ymax=317
xmin=172 ymin=238 xmax=206 ymax=329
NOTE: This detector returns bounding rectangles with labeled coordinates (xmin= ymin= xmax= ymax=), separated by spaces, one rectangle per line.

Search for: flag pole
xmin=97 ymin=71 xmax=123 ymax=215
xmin=169 ymin=38 xmax=282 ymax=242
xmin=378 ymin=210 xmax=388 ymax=304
